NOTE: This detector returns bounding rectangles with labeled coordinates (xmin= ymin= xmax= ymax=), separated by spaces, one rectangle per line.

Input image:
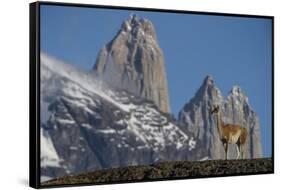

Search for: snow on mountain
xmin=40 ymin=129 xmax=61 ymax=168
xmin=41 ymin=53 xmax=131 ymax=112
xmin=40 ymin=53 xmax=197 ymax=181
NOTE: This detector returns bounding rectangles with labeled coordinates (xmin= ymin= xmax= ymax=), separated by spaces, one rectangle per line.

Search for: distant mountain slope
xmin=40 ymin=53 xmax=197 ymax=182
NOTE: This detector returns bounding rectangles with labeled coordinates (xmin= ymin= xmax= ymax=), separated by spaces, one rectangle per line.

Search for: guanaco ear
xmin=211 ymin=105 xmax=216 ymax=113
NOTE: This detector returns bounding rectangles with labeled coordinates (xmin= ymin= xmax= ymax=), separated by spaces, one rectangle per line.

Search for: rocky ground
xmin=41 ymin=158 xmax=273 ymax=187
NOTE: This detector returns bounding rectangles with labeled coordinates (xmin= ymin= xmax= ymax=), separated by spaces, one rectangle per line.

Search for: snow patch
xmin=40 ymin=129 xmax=61 ymax=168
xmin=69 ymin=146 xmax=78 ymax=150
xmin=96 ymin=129 xmax=116 ymax=134
xmin=41 ymin=176 xmax=52 ymax=183
xmin=56 ymin=118 xmax=75 ymax=125
xmin=81 ymin=123 xmax=92 ymax=129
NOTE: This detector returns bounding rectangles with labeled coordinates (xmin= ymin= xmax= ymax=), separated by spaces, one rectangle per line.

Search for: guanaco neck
xmin=215 ymin=112 xmax=223 ymax=139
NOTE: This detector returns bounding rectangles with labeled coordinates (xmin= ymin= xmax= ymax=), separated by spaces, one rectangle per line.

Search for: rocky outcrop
xmin=93 ymin=15 xmax=170 ymax=113
xmin=42 ymin=158 xmax=273 ymax=186
xmin=178 ymin=75 xmax=263 ymax=160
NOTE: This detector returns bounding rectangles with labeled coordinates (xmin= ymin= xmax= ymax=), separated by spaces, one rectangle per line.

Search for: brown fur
xmin=211 ymin=105 xmax=248 ymax=160
xmin=239 ymin=127 xmax=247 ymax=144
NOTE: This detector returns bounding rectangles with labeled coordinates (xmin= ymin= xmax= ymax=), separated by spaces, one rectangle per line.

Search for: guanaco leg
xmin=223 ymin=142 xmax=228 ymax=160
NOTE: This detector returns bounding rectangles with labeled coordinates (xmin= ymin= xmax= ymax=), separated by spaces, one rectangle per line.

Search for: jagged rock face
xmin=224 ymin=86 xmax=263 ymax=158
xmin=40 ymin=53 xmax=197 ymax=181
xmin=178 ymin=76 xmax=225 ymax=160
xmin=93 ymin=15 xmax=170 ymax=113
xmin=178 ymin=76 xmax=263 ymax=160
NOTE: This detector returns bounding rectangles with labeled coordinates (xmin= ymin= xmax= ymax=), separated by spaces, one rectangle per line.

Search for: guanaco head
xmin=211 ymin=105 xmax=220 ymax=115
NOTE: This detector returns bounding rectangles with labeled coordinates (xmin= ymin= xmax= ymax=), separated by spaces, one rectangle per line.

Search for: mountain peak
xmin=129 ymin=13 xmax=137 ymax=20
xmin=93 ymin=15 xmax=170 ymax=113
xmin=203 ymin=75 xmax=215 ymax=86
xmin=120 ymin=15 xmax=156 ymax=39
xmin=229 ymin=85 xmax=244 ymax=95
xmin=196 ymin=75 xmax=221 ymax=96
xmin=228 ymin=85 xmax=249 ymax=105
xmin=178 ymin=77 xmax=262 ymax=160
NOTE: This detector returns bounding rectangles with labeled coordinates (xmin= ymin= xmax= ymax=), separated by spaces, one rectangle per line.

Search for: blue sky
xmin=40 ymin=5 xmax=272 ymax=157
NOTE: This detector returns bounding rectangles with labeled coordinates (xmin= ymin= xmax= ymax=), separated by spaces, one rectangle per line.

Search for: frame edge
xmin=30 ymin=1 xmax=275 ymax=188
xmin=29 ymin=1 xmax=40 ymax=189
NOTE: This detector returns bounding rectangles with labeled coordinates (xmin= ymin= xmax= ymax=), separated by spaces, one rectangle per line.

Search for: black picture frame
xmin=30 ymin=1 xmax=274 ymax=189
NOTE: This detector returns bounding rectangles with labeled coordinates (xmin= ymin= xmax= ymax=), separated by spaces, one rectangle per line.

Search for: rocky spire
xmin=224 ymin=86 xmax=263 ymax=158
xmin=193 ymin=75 xmax=223 ymax=101
xmin=178 ymin=75 xmax=225 ymax=159
xmin=93 ymin=15 xmax=170 ymax=113
xmin=178 ymin=76 xmax=263 ymax=159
